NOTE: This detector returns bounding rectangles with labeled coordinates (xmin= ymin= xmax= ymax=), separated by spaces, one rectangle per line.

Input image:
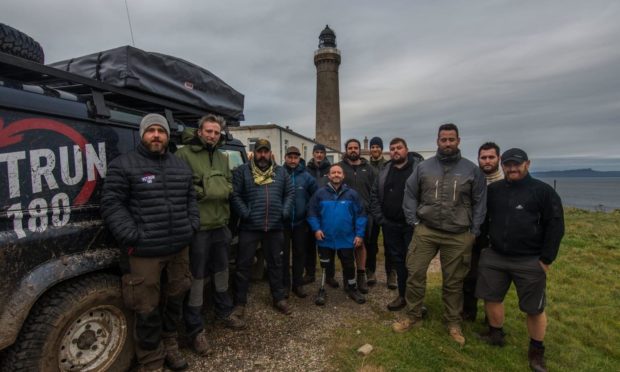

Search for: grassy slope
xmin=329 ymin=209 xmax=620 ymax=371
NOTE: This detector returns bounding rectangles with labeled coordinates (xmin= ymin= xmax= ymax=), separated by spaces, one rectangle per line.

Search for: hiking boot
xmin=345 ymin=285 xmax=366 ymax=304
xmin=528 ymin=345 xmax=547 ymax=372
xmin=302 ymin=274 xmax=315 ymax=284
xmin=292 ymin=285 xmax=308 ymax=298
xmin=326 ymin=276 xmax=339 ymax=288
xmin=163 ymin=336 xmax=188 ymax=370
xmin=477 ymin=328 xmax=506 ymax=347
xmin=387 ymin=296 xmax=406 ymax=311
xmin=274 ymin=299 xmax=293 ymax=315
xmin=392 ymin=317 xmax=422 ymax=333
xmin=219 ymin=313 xmax=247 ymax=330
xmin=191 ymin=330 xmax=210 ymax=357
xmin=367 ymin=271 xmax=377 ymax=286
xmin=315 ymin=287 xmax=326 ymax=306
xmin=387 ymin=270 xmax=397 ymax=290
xmin=448 ymin=326 xmax=466 ymax=346
xmin=231 ymin=305 xmax=245 ymax=320
xmin=357 ymin=272 xmax=369 ymax=294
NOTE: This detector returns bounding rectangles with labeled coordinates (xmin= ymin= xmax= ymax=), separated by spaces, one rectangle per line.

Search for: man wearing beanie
xmin=476 ymin=148 xmax=564 ymax=372
xmin=339 ymin=138 xmax=377 ymax=294
xmin=102 ymin=113 xmax=199 ymax=371
xmin=366 ymin=136 xmax=393 ymax=289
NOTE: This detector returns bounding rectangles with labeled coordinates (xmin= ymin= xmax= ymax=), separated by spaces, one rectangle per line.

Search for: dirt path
xmin=181 ymin=256 xmax=440 ymax=371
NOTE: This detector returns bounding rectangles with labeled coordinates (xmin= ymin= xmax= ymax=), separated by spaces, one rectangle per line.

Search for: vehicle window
xmin=219 ymin=149 xmax=244 ymax=170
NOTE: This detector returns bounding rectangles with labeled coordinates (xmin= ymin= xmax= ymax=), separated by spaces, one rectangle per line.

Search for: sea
xmin=536 ymin=177 xmax=620 ymax=212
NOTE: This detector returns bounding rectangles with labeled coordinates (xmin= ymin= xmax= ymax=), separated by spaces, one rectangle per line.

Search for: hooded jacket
xmin=403 ymin=150 xmax=487 ymax=236
xmin=306 ymin=157 xmax=331 ymax=187
xmin=338 ymin=157 xmax=377 ymax=211
xmin=231 ymin=160 xmax=295 ymax=231
xmin=101 ymin=142 xmax=199 ymax=257
xmin=175 ymin=128 xmax=232 ymax=231
xmin=307 ymin=183 xmax=367 ymax=249
xmin=487 ymin=174 xmax=564 ymax=264
xmin=285 ymin=159 xmax=318 ymax=227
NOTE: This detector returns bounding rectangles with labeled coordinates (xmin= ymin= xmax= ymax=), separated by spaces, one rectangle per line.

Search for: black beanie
xmin=370 ymin=136 xmax=383 ymax=149
xmin=313 ymin=144 xmax=326 ymax=152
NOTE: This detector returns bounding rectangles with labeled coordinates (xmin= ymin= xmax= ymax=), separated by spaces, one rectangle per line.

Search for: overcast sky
xmin=3 ymin=0 xmax=619 ymax=170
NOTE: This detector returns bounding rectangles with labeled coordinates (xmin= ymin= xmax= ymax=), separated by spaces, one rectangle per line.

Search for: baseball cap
xmin=286 ymin=146 xmax=301 ymax=156
xmin=254 ymin=138 xmax=271 ymax=151
xmin=501 ymin=148 xmax=529 ymax=164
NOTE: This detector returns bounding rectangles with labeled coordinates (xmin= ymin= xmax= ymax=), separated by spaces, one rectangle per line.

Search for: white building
xmin=228 ymin=124 xmax=343 ymax=164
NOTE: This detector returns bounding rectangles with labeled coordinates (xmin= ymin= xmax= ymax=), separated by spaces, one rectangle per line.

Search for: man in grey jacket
xmin=392 ymin=123 xmax=486 ymax=347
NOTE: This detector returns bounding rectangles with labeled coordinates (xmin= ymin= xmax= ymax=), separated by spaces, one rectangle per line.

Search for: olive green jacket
xmin=175 ymin=129 xmax=232 ymax=230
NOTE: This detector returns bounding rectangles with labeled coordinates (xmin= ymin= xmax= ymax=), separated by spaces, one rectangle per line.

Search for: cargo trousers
xmin=121 ymin=247 xmax=192 ymax=369
xmin=405 ymin=224 xmax=474 ymax=326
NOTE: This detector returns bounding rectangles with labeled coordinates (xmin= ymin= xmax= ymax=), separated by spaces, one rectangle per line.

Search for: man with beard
xmin=370 ymin=138 xmax=420 ymax=311
xmin=476 ymin=148 xmax=564 ymax=372
xmin=462 ymin=142 xmax=504 ymax=322
xmin=304 ymin=144 xmax=337 ymax=287
xmin=393 ymin=123 xmax=486 ymax=347
xmin=307 ymin=164 xmax=367 ymax=305
xmin=282 ymin=146 xmax=317 ymax=298
xmin=230 ymin=139 xmax=295 ymax=316
xmin=367 ymin=137 xmax=392 ymax=288
xmin=102 ymin=113 xmax=199 ymax=371
xmin=339 ymin=139 xmax=377 ymax=294
xmin=175 ymin=114 xmax=244 ymax=357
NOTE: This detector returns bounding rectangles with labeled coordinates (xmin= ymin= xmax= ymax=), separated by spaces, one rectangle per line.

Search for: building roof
xmin=228 ymin=123 xmax=341 ymax=153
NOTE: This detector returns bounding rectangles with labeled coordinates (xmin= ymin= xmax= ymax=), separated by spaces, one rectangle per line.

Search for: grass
xmin=329 ymin=208 xmax=620 ymax=371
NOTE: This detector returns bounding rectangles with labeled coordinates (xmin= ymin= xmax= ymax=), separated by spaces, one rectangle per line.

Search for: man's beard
xmin=255 ymin=157 xmax=271 ymax=169
xmin=347 ymin=152 xmax=360 ymax=161
xmin=392 ymin=155 xmax=407 ymax=165
xmin=482 ymin=164 xmax=499 ymax=175
xmin=142 ymin=138 xmax=166 ymax=153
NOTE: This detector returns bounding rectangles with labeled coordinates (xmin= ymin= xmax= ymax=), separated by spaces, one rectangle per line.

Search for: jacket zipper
xmin=453 ymin=180 xmax=457 ymax=201
xmin=434 ymin=180 xmax=439 ymax=199
xmin=264 ymin=184 xmax=269 ymax=231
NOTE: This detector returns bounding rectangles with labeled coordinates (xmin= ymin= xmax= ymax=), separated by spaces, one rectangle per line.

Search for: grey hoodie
xmin=403 ymin=150 xmax=487 ymax=236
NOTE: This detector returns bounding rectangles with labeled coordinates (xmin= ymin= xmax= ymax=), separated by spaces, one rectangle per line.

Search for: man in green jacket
xmin=176 ymin=114 xmax=243 ymax=357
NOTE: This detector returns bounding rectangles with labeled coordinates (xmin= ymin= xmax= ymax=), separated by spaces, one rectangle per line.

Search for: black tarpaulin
xmin=48 ymin=45 xmax=244 ymax=121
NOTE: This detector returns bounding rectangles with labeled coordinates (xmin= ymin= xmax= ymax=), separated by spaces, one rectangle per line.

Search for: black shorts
xmin=475 ymin=248 xmax=546 ymax=315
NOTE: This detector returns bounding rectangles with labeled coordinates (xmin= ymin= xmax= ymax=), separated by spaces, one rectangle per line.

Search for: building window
xmin=248 ymin=137 xmax=259 ymax=151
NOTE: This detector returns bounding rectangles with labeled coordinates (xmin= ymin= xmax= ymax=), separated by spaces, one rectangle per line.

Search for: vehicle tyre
xmin=1 ymin=273 xmax=134 ymax=372
xmin=0 ymin=23 xmax=45 ymax=63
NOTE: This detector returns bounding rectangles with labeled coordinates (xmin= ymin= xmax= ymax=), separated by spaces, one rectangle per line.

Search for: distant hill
xmin=532 ymin=168 xmax=620 ymax=177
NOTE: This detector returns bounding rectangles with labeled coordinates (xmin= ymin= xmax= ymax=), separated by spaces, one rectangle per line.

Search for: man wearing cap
xmin=394 ymin=123 xmax=486 ymax=347
xmin=282 ymin=146 xmax=318 ymax=298
xmin=102 ymin=113 xmax=199 ymax=371
xmin=463 ymin=141 xmax=504 ymax=321
xmin=476 ymin=148 xmax=564 ymax=372
xmin=367 ymin=136 xmax=392 ymax=288
xmin=339 ymin=138 xmax=377 ymax=294
xmin=304 ymin=143 xmax=337 ymax=287
xmin=175 ymin=114 xmax=244 ymax=357
xmin=230 ymin=138 xmax=295 ymax=316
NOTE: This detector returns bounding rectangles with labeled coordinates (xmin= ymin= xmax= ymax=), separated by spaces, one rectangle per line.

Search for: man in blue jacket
xmin=230 ymin=139 xmax=295 ymax=316
xmin=307 ymin=164 xmax=367 ymax=305
xmin=282 ymin=146 xmax=318 ymax=298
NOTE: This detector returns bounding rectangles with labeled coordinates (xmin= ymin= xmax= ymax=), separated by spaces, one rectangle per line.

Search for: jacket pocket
xmin=203 ymin=171 xmax=231 ymax=200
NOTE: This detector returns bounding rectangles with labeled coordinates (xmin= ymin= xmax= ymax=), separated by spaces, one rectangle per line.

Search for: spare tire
xmin=0 ymin=23 xmax=44 ymax=63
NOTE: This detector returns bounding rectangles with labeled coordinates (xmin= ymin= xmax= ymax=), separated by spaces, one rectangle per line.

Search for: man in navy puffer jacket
xmin=282 ymin=147 xmax=317 ymax=298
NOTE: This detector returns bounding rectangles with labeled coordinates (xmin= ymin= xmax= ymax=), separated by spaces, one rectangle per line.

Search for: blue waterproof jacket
xmin=307 ymin=183 xmax=367 ymax=250
xmin=285 ymin=159 xmax=318 ymax=227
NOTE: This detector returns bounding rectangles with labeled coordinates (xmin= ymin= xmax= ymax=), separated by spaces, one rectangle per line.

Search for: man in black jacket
xmin=101 ymin=113 xmax=199 ymax=372
xmin=339 ymin=139 xmax=377 ymax=294
xmin=370 ymin=138 xmax=420 ymax=311
xmin=230 ymin=139 xmax=295 ymax=316
xmin=476 ymin=148 xmax=564 ymax=372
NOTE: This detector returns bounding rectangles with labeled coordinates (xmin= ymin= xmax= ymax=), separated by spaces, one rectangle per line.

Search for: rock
xmin=357 ymin=344 xmax=373 ymax=356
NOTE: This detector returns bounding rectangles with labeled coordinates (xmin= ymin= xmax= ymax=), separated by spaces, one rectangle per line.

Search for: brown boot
xmin=162 ymin=336 xmax=188 ymax=370
xmin=274 ymin=299 xmax=293 ymax=315
xmin=387 ymin=270 xmax=397 ymax=290
xmin=191 ymin=330 xmax=210 ymax=357
xmin=219 ymin=313 xmax=247 ymax=330
xmin=528 ymin=345 xmax=547 ymax=372
xmin=448 ymin=326 xmax=465 ymax=346
xmin=357 ymin=271 xmax=369 ymax=294
xmin=391 ymin=317 xmax=423 ymax=333
xmin=366 ymin=271 xmax=377 ymax=285
xmin=387 ymin=296 xmax=406 ymax=311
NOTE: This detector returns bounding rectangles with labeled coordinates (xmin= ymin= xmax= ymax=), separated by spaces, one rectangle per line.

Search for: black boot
xmin=477 ymin=326 xmax=506 ymax=347
xmin=528 ymin=344 xmax=547 ymax=372
xmin=315 ymin=287 xmax=326 ymax=306
xmin=345 ymin=284 xmax=366 ymax=304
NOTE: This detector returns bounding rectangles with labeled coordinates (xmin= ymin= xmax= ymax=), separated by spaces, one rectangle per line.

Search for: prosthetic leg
xmin=315 ymin=255 xmax=330 ymax=306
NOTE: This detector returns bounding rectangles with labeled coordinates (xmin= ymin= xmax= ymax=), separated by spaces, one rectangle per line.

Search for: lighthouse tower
xmin=314 ymin=25 xmax=341 ymax=151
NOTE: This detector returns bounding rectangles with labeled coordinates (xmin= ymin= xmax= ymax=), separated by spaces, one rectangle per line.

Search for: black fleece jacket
xmin=487 ymin=174 xmax=564 ymax=264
